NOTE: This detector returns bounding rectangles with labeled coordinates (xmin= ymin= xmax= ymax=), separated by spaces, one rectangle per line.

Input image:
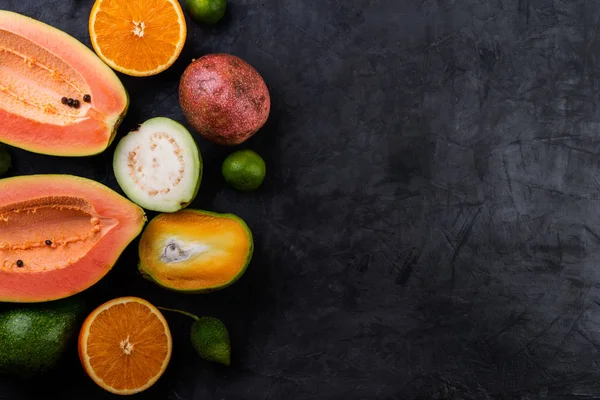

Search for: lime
xmin=190 ymin=317 xmax=231 ymax=366
xmin=221 ymin=149 xmax=266 ymax=191
xmin=185 ymin=0 xmax=227 ymax=25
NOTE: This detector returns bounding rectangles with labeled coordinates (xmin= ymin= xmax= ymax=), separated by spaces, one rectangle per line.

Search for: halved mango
xmin=138 ymin=209 xmax=253 ymax=292
xmin=0 ymin=174 xmax=146 ymax=302
xmin=0 ymin=11 xmax=128 ymax=156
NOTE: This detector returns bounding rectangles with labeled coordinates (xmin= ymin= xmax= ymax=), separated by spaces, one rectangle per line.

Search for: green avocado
xmin=0 ymin=297 xmax=85 ymax=376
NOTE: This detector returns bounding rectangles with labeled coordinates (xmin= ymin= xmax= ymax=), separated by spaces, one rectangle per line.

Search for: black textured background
xmin=3 ymin=0 xmax=600 ymax=399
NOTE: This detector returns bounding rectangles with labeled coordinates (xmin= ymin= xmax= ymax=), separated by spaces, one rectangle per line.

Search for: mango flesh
xmin=138 ymin=209 xmax=253 ymax=292
xmin=178 ymin=53 xmax=270 ymax=145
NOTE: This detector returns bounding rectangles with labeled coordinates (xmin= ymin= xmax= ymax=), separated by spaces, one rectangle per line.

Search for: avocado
xmin=0 ymin=297 xmax=85 ymax=376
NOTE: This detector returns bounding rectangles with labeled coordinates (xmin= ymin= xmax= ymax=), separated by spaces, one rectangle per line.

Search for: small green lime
xmin=190 ymin=317 xmax=231 ymax=366
xmin=0 ymin=144 xmax=12 ymax=177
xmin=185 ymin=0 xmax=227 ymax=25
xmin=221 ymin=149 xmax=266 ymax=191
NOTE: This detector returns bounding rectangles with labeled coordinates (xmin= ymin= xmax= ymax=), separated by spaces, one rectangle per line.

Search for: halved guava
xmin=113 ymin=117 xmax=202 ymax=212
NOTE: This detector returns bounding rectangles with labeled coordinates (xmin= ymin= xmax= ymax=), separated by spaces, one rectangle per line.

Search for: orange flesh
xmin=0 ymin=196 xmax=116 ymax=272
xmin=0 ymin=29 xmax=91 ymax=126
xmin=90 ymin=0 xmax=186 ymax=75
xmin=80 ymin=298 xmax=171 ymax=394
xmin=139 ymin=211 xmax=251 ymax=290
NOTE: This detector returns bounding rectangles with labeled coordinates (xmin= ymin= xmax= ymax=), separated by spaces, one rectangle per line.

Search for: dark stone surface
xmin=3 ymin=0 xmax=600 ymax=399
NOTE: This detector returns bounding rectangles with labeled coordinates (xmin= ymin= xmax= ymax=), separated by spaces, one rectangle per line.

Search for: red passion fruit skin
xmin=178 ymin=53 xmax=271 ymax=145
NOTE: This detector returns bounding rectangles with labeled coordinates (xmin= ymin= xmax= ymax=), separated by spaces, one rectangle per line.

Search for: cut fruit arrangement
xmin=0 ymin=0 xmax=271 ymax=395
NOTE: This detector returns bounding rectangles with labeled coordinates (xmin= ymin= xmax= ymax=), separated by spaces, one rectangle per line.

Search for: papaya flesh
xmin=0 ymin=11 xmax=128 ymax=156
xmin=138 ymin=209 xmax=253 ymax=293
xmin=0 ymin=174 xmax=146 ymax=303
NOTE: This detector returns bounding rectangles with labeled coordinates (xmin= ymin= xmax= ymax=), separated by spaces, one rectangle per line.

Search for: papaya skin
xmin=138 ymin=209 xmax=253 ymax=293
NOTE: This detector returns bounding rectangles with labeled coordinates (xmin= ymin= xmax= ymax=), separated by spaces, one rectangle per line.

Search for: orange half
xmin=88 ymin=0 xmax=187 ymax=77
xmin=78 ymin=297 xmax=172 ymax=395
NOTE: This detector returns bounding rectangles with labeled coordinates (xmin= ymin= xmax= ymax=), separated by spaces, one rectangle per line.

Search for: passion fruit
xmin=178 ymin=53 xmax=271 ymax=145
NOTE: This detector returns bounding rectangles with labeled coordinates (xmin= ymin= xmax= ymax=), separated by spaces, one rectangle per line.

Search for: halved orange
xmin=78 ymin=296 xmax=172 ymax=395
xmin=88 ymin=0 xmax=187 ymax=77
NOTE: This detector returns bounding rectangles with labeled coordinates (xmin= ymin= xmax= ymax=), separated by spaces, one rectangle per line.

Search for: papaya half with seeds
xmin=138 ymin=209 xmax=253 ymax=293
xmin=0 ymin=11 xmax=128 ymax=157
xmin=0 ymin=174 xmax=146 ymax=303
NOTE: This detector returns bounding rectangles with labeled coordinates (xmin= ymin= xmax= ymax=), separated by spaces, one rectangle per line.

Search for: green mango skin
xmin=0 ymin=297 xmax=84 ymax=377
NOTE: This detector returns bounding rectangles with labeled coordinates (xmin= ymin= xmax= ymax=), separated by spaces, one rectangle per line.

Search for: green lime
xmin=185 ymin=0 xmax=227 ymax=25
xmin=221 ymin=149 xmax=266 ymax=191
xmin=190 ymin=317 xmax=231 ymax=366
xmin=0 ymin=144 xmax=12 ymax=177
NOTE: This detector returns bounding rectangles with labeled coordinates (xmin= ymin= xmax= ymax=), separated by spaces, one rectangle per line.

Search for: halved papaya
xmin=138 ymin=209 xmax=253 ymax=293
xmin=0 ymin=11 xmax=128 ymax=156
xmin=0 ymin=174 xmax=146 ymax=303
